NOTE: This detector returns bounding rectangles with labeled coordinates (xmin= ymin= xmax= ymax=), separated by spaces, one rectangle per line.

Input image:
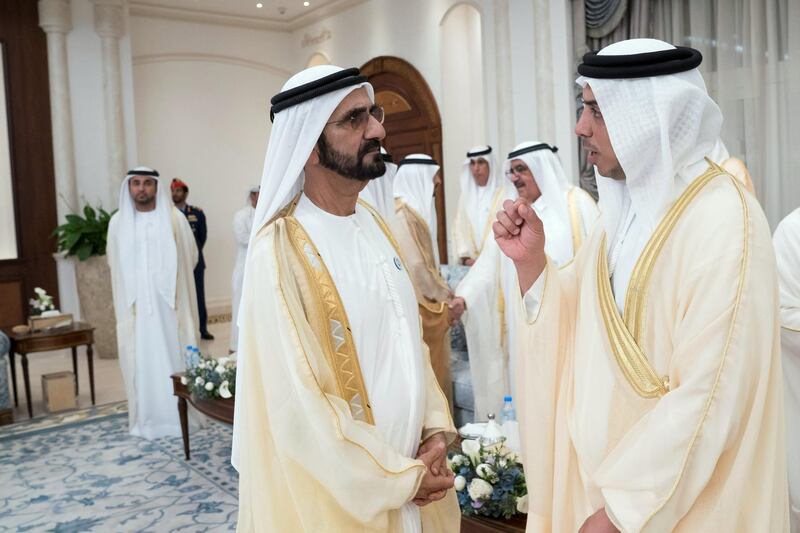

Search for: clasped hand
xmin=413 ymin=432 xmax=454 ymax=506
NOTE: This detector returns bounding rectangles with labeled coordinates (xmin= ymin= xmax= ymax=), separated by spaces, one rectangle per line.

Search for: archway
xmin=306 ymin=52 xmax=330 ymax=68
xmin=360 ymin=56 xmax=447 ymax=263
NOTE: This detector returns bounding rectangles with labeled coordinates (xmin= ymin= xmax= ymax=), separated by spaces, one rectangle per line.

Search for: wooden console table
xmin=5 ymin=322 xmax=95 ymax=418
xmin=460 ymin=514 xmax=526 ymax=532
xmin=171 ymin=372 xmax=233 ymax=460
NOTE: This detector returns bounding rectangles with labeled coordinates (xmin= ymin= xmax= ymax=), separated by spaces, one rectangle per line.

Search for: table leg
xmin=178 ymin=396 xmax=190 ymax=460
xmin=21 ymin=354 xmax=32 ymax=419
xmin=9 ymin=351 xmax=17 ymax=407
xmin=86 ymin=344 xmax=95 ymax=405
xmin=71 ymin=347 xmax=79 ymax=396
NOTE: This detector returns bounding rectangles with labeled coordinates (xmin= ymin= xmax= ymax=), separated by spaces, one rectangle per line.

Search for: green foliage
xmin=52 ymin=204 xmax=116 ymax=261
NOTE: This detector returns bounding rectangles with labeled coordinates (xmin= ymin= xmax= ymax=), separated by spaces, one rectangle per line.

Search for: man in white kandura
xmin=392 ymin=155 xmax=454 ymax=400
xmin=773 ymin=209 xmax=800 ymax=532
xmin=493 ymin=39 xmax=788 ymax=531
xmin=232 ymin=65 xmax=459 ymax=532
xmin=360 ymin=146 xmax=399 ymax=228
xmin=451 ymin=145 xmax=505 ymax=266
xmin=107 ymin=167 xmax=200 ymax=439
xmin=449 ymin=142 xmax=598 ymax=420
xmin=229 ymin=185 xmax=259 ymax=353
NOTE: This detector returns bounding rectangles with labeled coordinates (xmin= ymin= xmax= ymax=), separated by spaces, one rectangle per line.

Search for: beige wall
xmin=130 ymin=17 xmax=293 ymax=314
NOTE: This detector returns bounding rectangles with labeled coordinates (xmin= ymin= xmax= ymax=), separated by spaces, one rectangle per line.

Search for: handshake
xmin=413 ymin=432 xmax=454 ymax=506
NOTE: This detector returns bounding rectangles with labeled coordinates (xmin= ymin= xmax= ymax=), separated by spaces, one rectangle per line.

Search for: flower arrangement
xmin=449 ymin=439 xmax=527 ymax=519
xmin=29 ymin=287 xmax=56 ymax=316
xmin=181 ymin=351 xmax=236 ymax=400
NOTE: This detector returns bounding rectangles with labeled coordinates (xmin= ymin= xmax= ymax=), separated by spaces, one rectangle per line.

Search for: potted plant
xmin=53 ymin=205 xmax=118 ymax=359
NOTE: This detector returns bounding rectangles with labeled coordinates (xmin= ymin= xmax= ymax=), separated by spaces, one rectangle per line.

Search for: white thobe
xmin=294 ymin=193 xmax=426 ymax=533
xmin=458 ymin=189 xmax=599 ymax=419
xmin=230 ymin=205 xmax=254 ymax=352
xmin=131 ymin=210 xmax=185 ymax=439
xmin=773 ymin=207 xmax=800 ymax=532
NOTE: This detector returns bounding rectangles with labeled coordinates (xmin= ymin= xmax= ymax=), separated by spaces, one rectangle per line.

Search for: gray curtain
xmin=570 ymin=0 xmax=799 ymax=227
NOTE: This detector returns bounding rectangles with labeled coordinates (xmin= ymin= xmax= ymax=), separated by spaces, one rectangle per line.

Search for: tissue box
xmin=42 ymin=371 xmax=77 ymax=412
xmin=29 ymin=313 xmax=73 ymax=332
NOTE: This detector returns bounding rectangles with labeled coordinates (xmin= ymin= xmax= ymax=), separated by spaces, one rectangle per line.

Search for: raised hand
xmin=493 ymin=199 xmax=547 ymax=294
xmin=493 ymin=198 xmax=545 ymax=262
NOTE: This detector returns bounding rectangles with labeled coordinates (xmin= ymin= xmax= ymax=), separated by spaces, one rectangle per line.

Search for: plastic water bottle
xmin=500 ymin=396 xmax=516 ymax=423
xmin=184 ymin=345 xmax=195 ymax=367
xmin=191 ymin=346 xmax=201 ymax=366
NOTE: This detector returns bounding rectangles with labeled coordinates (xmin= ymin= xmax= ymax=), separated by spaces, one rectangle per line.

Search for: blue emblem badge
xmin=393 ymin=257 xmax=403 ymax=271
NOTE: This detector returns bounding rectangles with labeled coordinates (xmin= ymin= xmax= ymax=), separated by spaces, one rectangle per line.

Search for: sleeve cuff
xmin=522 ymin=271 xmax=546 ymax=322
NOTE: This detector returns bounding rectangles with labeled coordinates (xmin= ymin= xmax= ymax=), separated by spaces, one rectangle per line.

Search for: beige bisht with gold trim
xmin=234 ymin=193 xmax=459 ymax=532
xmin=513 ymin=162 xmax=788 ymax=531
xmin=394 ymin=198 xmax=454 ymax=404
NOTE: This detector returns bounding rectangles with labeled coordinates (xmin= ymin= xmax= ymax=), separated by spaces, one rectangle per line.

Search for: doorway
xmin=360 ymin=56 xmax=447 ymax=263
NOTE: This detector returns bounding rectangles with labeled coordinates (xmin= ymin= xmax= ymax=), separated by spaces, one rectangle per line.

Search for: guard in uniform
xmin=171 ymin=178 xmax=213 ymax=340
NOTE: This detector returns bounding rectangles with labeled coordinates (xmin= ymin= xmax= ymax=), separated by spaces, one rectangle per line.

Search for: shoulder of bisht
xmin=262 ymin=193 xmax=303 ymax=231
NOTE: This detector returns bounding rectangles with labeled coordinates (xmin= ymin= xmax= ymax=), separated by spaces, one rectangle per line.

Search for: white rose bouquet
xmin=28 ymin=287 xmax=55 ymax=316
xmin=182 ymin=351 xmax=236 ymax=400
xmin=448 ymin=439 xmax=527 ymax=519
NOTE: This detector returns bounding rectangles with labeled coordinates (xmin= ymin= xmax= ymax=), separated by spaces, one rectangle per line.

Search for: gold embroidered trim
xmin=478 ymin=188 xmax=507 ymax=254
xmin=272 ymin=224 xmax=426 ymax=477
xmin=395 ymin=199 xmax=451 ymax=295
xmin=623 ymin=162 xmax=726 ymax=342
xmin=598 ymin=161 xmax=727 ymax=399
xmin=567 ymin=187 xmax=584 ymax=254
xmin=641 ymin=166 xmax=751 ymax=528
xmin=597 ymin=235 xmax=670 ymax=398
xmin=282 ymin=196 xmax=375 ymax=425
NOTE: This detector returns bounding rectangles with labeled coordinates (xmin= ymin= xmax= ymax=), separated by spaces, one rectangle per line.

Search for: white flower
xmin=204 ymin=381 xmax=214 ymax=391
xmin=498 ymin=457 xmax=508 ymax=468
xmin=476 ymin=464 xmax=495 ymax=480
xmin=218 ymin=357 xmax=230 ymax=365
xmin=461 ymin=439 xmax=481 ymax=464
xmin=180 ymin=376 xmax=189 ymax=385
xmin=454 ymin=475 xmax=466 ymax=491
xmin=197 ymin=361 xmax=206 ymax=370
xmin=195 ymin=376 xmax=205 ymax=386
xmin=34 ymin=287 xmax=45 ymax=296
xmin=467 ymin=478 xmax=494 ymax=501
xmin=450 ymin=454 xmax=465 ymax=467
xmin=516 ymin=494 xmax=529 ymax=514
xmin=215 ymin=364 xmax=226 ymax=375
xmin=503 ymin=450 xmax=519 ymax=463
xmin=219 ymin=380 xmax=232 ymax=399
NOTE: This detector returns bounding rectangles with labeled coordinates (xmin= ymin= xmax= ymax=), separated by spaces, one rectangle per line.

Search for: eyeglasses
xmin=504 ymin=165 xmax=529 ymax=178
xmin=326 ymin=105 xmax=385 ymax=131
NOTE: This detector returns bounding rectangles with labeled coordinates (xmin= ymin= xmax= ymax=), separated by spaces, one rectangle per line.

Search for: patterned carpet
xmin=0 ymin=403 xmax=238 ymax=532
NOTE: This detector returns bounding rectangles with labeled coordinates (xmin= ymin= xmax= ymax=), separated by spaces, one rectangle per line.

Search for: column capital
xmin=91 ymin=0 xmax=126 ymax=39
xmin=38 ymin=0 xmax=72 ymax=35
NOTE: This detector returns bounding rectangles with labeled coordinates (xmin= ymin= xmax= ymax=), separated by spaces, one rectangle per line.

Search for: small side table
xmin=4 ymin=322 xmax=96 ymax=418
xmin=171 ymin=373 xmax=233 ymax=460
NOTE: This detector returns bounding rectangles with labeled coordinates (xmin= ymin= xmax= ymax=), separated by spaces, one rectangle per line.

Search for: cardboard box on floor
xmin=42 ymin=371 xmax=76 ymax=412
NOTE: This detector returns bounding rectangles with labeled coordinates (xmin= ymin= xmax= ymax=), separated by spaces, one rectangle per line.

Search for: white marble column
xmin=494 ymin=0 xmax=515 ymax=153
xmin=38 ymin=0 xmax=78 ymax=222
xmin=92 ymin=0 xmax=127 ymax=189
xmin=533 ymin=0 xmax=556 ymax=144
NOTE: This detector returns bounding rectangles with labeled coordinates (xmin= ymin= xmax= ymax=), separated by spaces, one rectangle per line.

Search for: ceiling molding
xmin=132 ymin=52 xmax=293 ymax=77
xmin=129 ymin=0 xmax=369 ymax=32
